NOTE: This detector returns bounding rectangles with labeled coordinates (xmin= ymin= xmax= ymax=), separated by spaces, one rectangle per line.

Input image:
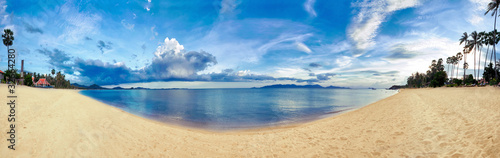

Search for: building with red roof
xmin=35 ymin=78 xmax=50 ymax=87
xmin=0 ymin=70 xmax=4 ymax=83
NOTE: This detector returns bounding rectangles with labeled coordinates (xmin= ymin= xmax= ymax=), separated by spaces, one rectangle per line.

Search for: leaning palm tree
xmin=2 ymin=29 xmax=14 ymax=50
xmin=486 ymin=0 xmax=500 ymax=78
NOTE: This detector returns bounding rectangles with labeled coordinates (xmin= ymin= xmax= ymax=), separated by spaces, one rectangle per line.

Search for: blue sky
xmin=0 ymin=0 xmax=497 ymax=88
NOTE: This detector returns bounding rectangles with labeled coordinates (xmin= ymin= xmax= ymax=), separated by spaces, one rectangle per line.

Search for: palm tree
xmin=2 ymin=29 xmax=14 ymax=51
xmin=446 ymin=57 xmax=452 ymax=78
xmin=2 ymin=29 xmax=14 ymax=82
xmin=486 ymin=0 xmax=500 ymax=79
xmin=456 ymin=52 xmax=463 ymax=80
xmin=467 ymin=31 xmax=480 ymax=80
xmin=478 ymin=31 xmax=486 ymax=79
xmin=484 ymin=31 xmax=493 ymax=72
xmin=51 ymin=69 xmax=56 ymax=76
xmin=451 ymin=56 xmax=456 ymax=79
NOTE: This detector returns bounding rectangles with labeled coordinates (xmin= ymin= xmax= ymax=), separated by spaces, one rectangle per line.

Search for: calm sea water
xmin=80 ymin=88 xmax=397 ymax=130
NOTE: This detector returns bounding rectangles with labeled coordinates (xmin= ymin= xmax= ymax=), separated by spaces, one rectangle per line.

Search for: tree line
xmin=408 ymin=1 xmax=500 ymax=88
xmin=2 ymin=29 xmax=74 ymax=89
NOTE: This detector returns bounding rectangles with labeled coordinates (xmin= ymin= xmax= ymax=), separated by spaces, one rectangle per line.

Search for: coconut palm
xmin=2 ymin=29 xmax=14 ymax=50
xmin=478 ymin=31 xmax=486 ymax=79
xmin=484 ymin=31 xmax=493 ymax=71
xmin=451 ymin=56 xmax=456 ymax=79
xmin=446 ymin=57 xmax=452 ymax=78
xmin=467 ymin=31 xmax=480 ymax=80
xmin=485 ymin=0 xmax=500 ymax=78
xmin=456 ymin=52 xmax=463 ymax=79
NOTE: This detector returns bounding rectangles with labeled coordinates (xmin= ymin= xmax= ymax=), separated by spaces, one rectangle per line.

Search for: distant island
xmin=259 ymin=84 xmax=350 ymax=89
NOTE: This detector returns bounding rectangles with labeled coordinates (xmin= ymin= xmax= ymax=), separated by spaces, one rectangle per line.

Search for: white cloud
xmin=150 ymin=25 xmax=158 ymax=40
xmin=121 ymin=19 xmax=135 ymax=30
xmin=258 ymin=33 xmax=313 ymax=53
xmin=296 ymin=42 xmax=312 ymax=53
xmin=219 ymin=0 xmax=241 ymax=20
xmin=304 ymin=0 xmax=317 ymax=17
xmin=58 ymin=1 xmax=102 ymax=44
xmin=154 ymin=37 xmax=184 ymax=57
xmin=336 ymin=56 xmax=353 ymax=68
xmin=348 ymin=0 xmax=420 ymax=53
xmin=467 ymin=0 xmax=489 ymax=25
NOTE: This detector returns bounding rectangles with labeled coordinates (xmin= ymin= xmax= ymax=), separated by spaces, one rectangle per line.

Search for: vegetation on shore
xmin=2 ymin=29 xmax=74 ymax=89
xmin=407 ymin=1 xmax=500 ymax=88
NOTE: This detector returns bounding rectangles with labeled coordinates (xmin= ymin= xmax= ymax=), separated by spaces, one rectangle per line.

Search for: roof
xmin=36 ymin=78 xmax=50 ymax=85
xmin=0 ymin=70 xmax=4 ymax=74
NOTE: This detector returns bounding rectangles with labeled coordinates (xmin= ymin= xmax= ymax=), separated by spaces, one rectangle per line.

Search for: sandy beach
xmin=0 ymin=84 xmax=499 ymax=157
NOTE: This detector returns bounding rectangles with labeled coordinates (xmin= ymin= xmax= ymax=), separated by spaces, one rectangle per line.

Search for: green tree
xmin=51 ymin=69 xmax=55 ymax=76
xmin=486 ymin=0 xmax=500 ymax=79
xmin=2 ymin=29 xmax=14 ymax=83
xmin=24 ymin=74 xmax=33 ymax=86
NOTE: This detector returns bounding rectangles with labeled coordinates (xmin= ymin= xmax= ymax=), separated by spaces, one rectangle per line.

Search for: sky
xmin=0 ymin=0 xmax=497 ymax=88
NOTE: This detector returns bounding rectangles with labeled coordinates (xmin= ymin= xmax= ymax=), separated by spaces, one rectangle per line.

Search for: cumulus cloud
xmin=97 ymin=40 xmax=113 ymax=54
xmin=48 ymin=37 xmax=334 ymax=85
xmin=304 ymin=0 xmax=317 ymax=17
xmin=348 ymin=0 xmax=420 ymax=54
xmin=144 ymin=37 xmax=217 ymax=81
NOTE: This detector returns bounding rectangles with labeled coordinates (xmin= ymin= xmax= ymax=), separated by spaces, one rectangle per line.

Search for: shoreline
xmin=77 ymin=88 xmax=397 ymax=132
xmin=1 ymin=84 xmax=498 ymax=157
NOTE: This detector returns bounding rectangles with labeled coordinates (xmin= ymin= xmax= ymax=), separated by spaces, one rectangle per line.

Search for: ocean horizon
xmin=80 ymin=88 xmax=398 ymax=130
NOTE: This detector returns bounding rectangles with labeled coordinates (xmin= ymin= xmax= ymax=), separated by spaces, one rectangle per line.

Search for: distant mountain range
xmin=71 ymin=83 xmax=351 ymax=90
xmin=71 ymin=83 xmax=108 ymax=89
xmin=259 ymin=84 xmax=350 ymax=89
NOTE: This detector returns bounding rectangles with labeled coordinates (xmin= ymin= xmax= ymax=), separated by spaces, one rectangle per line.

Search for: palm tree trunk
xmin=474 ymin=48 xmax=477 ymax=81
xmin=464 ymin=54 xmax=467 ymax=84
xmin=451 ymin=64 xmax=454 ymax=80
xmin=485 ymin=45 xmax=490 ymax=72
xmin=478 ymin=47 xmax=481 ymax=80
xmin=447 ymin=63 xmax=450 ymax=79
xmin=494 ymin=9 xmax=498 ymax=79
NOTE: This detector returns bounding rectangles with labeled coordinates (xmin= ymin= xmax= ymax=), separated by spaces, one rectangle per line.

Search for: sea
xmin=80 ymin=88 xmax=398 ymax=130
